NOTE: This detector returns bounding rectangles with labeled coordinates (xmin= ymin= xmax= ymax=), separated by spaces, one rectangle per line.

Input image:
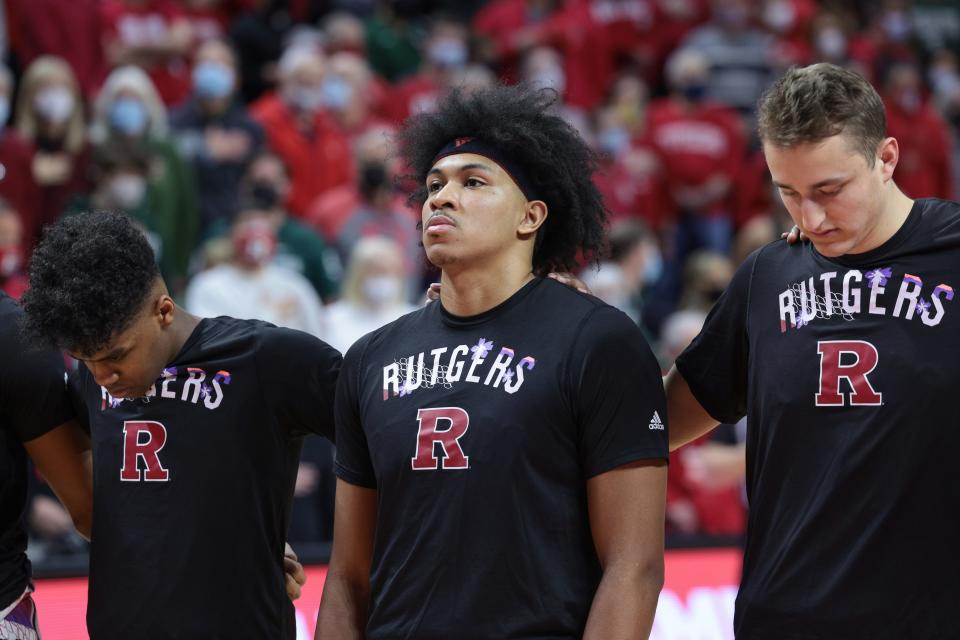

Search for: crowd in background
xmin=6 ymin=0 xmax=958 ymax=563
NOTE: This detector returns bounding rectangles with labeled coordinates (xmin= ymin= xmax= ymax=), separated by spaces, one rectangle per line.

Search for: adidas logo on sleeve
xmin=648 ymin=411 xmax=664 ymax=430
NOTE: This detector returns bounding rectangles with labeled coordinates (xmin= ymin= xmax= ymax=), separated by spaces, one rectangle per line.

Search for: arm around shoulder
xmin=664 ymin=366 xmax=719 ymax=451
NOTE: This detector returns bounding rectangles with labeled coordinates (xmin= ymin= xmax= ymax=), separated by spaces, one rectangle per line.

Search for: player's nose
xmin=429 ymin=182 xmax=459 ymax=211
xmin=89 ymin=363 xmax=120 ymax=388
xmin=799 ymin=198 xmax=826 ymax=230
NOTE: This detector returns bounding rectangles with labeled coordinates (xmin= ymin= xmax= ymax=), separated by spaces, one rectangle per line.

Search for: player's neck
xmin=439 ymin=262 xmax=535 ymax=317
xmin=166 ymin=307 xmax=203 ymax=363
xmin=861 ymin=184 xmax=914 ymax=254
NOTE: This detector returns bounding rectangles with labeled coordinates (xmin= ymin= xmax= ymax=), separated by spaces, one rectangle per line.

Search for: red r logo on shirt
xmin=411 ymin=407 xmax=470 ymax=470
xmin=815 ymin=340 xmax=882 ymax=407
xmin=120 ymin=421 xmax=170 ymax=482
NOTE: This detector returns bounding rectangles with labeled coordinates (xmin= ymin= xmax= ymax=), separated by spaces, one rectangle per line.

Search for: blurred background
xmin=6 ymin=0 xmax=957 ymax=636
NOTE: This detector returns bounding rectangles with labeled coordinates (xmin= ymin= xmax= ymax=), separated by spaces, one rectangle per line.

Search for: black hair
xmin=398 ymin=84 xmax=608 ymax=275
xmin=22 ymin=211 xmax=161 ymax=354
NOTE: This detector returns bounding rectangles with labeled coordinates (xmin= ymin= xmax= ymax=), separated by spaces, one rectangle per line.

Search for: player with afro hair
xmin=317 ymin=84 xmax=667 ymax=639
xmin=399 ymin=84 xmax=608 ymax=276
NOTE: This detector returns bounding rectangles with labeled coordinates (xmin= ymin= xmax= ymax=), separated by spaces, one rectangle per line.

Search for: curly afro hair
xmin=398 ymin=85 xmax=608 ymax=275
xmin=22 ymin=211 xmax=160 ymax=354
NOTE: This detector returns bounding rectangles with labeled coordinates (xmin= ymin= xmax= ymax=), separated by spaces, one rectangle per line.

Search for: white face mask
xmin=35 ymin=86 xmax=76 ymax=124
xmin=362 ymin=275 xmax=401 ymax=306
xmin=108 ymin=174 xmax=147 ymax=210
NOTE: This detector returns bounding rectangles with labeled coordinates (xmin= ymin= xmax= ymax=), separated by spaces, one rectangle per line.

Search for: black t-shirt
xmin=71 ymin=316 xmax=340 ymax=639
xmin=335 ymin=278 xmax=668 ymax=639
xmin=676 ymin=198 xmax=960 ymax=639
xmin=0 ymin=293 xmax=73 ymax=611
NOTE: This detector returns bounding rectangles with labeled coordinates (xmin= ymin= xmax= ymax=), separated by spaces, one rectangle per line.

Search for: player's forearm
xmin=664 ymin=366 xmax=719 ymax=451
xmin=582 ymin=560 xmax=663 ymax=640
xmin=315 ymin=574 xmax=368 ymax=640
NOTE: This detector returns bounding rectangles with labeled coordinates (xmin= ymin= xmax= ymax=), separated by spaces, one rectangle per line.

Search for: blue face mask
xmin=321 ymin=75 xmax=353 ymax=110
xmin=193 ymin=61 xmax=234 ymax=100
xmin=682 ymin=82 xmax=707 ymax=102
xmin=428 ymin=39 xmax=467 ymax=69
xmin=598 ymin=127 xmax=631 ymax=157
xmin=110 ymin=97 xmax=148 ymax=136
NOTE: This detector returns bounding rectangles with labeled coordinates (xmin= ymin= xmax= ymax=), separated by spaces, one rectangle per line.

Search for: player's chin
xmin=810 ymin=236 xmax=851 ymax=257
xmin=424 ymin=245 xmax=459 ymax=268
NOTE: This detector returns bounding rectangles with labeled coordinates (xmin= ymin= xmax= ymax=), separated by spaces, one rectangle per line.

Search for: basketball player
xmin=0 ymin=294 xmax=92 ymax=640
xmin=21 ymin=212 xmax=340 ymax=638
xmin=316 ymin=86 xmax=668 ymax=639
xmin=667 ymin=63 xmax=960 ymax=637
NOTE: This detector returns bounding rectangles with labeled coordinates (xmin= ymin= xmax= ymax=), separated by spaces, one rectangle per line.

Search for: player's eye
xmin=464 ymin=177 xmax=485 ymax=188
xmin=819 ymin=187 xmax=842 ymax=197
xmin=427 ymin=181 xmax=444 ymax=193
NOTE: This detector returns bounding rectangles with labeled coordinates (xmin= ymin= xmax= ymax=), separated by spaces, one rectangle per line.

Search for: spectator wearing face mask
xmin=334 ymin=130 xmax=421 ymax=296
xmin=321 ymin=51 xmax=393 ymax=141
xmin=883 ymin=62 xmax=954 ymax=201
xmin=928 ymin=48 xmax=960 ymax=132
xmin=0 ymin=65 xmax=41 ymax=251
xmin=14 ymin=56 xmax=91 ymax=247
xmin=0 ymin=200 xmax=29 ymax=300
xmin=170 ymin=38 xmax=264 ymax=234
xmin=809 ymin=11 xmax=854 ymax=67
xmin=185 ymin=207 xmax=325 ymax=336
xmin=63 ymin=143 xmax=166 ymax=266
xmin=760 ymin=0 xmax=818 ymax=66
xmin=321 ymin=236 xmax=416 ymax=355
xmin=593 ymin=74 xmax=667 ymax=230
xmin=250 ymin=44 xmax=353 ymax=219
xmin=389 ymin=16 xmax=471 ymax=123
xmin=202 ymin=151 xmax=341 ymax=301
xmin=90 ymin=65 xmax=199 ymax=291
xmin=649 ymin=48 xmax=744 ymax=264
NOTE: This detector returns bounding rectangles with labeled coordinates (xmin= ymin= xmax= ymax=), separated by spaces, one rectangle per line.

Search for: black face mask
xmin=360 ymin=162 xmax=389 ymax=194
xmin=250 ymin=181 xmax=280 ymax=209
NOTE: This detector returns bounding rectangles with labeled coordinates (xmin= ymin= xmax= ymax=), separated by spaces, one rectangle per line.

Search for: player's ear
xmin=877 ymin=137 xmax=899 ymax=183
xmin=518 ymin=200 xmax=548 ymax=238
xmin=156 ymin=294 xmax=176 ymax=329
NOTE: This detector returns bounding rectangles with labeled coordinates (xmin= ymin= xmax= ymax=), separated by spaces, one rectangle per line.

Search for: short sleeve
xmin=67 ymin=365 xmax=92 ymax=434
xmin=0 ymin=315 xmax=73 ymax=442
xmin=674 ymin=249 xmax=757 ymax=425
xmin=257 ymin=327 xmax=342 ymax=441
xmin=332 ymin=338 xmax=376 ymax=489
xmin=569 ymin=305 xmax=668 ymax=478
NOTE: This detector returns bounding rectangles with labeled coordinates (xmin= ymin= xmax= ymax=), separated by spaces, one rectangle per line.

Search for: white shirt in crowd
xmin=185 ymin=263 xmax=325 ymax=337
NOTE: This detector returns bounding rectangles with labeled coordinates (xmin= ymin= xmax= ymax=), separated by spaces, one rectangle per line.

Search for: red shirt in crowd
xmin=250 ymin=93 xmax=354 ymax=219
xmin=388 ymin=74 xmax=442 ymax=125
xmin=7 ymin=0 xmax=107 ymax=99
xmin=594 ymin=138 xmax=666 ymax=230
xmin=648 ymin=97 xmax=745 ymax=219
xmin=100 ymin=0 xmax=192 ymax=106
xmin=667 ymin=441 xmax=746 ymax=537
xmin=886 ymin=98 xmax=954 ymax=201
